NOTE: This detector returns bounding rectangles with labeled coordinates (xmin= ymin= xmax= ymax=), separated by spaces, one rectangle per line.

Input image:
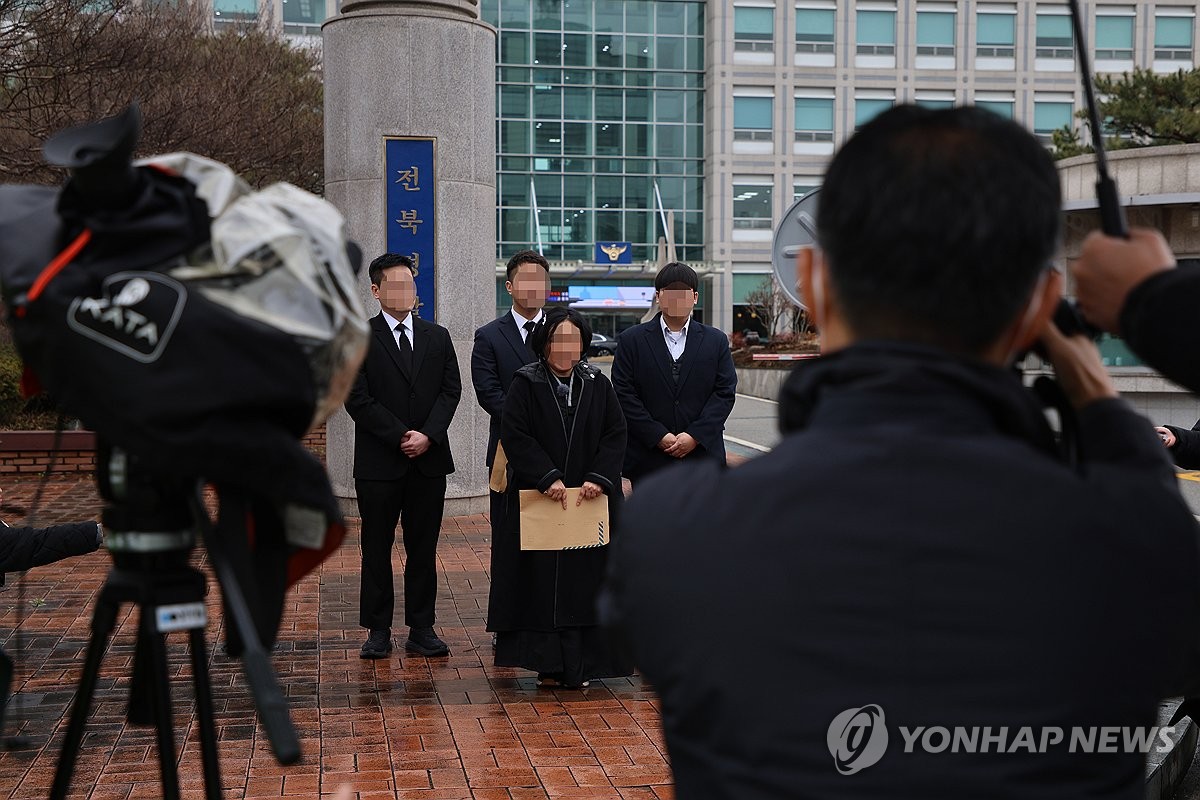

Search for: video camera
xmin=0 ymin=105 xmax=368 ymax=794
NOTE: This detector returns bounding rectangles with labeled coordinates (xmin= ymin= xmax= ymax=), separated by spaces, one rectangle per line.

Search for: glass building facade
xmin=481 ymin=0 xmax=706 ymax=263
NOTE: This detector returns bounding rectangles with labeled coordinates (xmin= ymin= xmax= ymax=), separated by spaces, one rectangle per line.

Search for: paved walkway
xmin=0 ymin=478 xmax=672 ymax=799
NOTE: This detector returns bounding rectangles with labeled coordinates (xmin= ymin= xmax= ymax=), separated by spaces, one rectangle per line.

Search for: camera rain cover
xmin=0 ymin=153 xmax=368 ymax=583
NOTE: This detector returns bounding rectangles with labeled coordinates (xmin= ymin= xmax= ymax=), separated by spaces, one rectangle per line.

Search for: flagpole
xmin=653 ymin=181 xmax=673 ymax=259
xmin=530 ymin=178 xmax=544 ymax=255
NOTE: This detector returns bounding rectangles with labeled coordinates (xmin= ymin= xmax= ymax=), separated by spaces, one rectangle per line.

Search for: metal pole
xmin=1065 ymin=0 xmax=1128 ymax=237
xmin=653 ymin=181 xmax=674 ymax=257
xmin=530 ymin=178 xmax=544 ymax=255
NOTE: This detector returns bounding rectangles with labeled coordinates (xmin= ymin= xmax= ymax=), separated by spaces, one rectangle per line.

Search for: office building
xmin=207 ymin=0 xmax=1200 ymax=337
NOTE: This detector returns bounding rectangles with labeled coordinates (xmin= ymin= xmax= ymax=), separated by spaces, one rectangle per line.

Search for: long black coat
xmin=487 ymin=361 xmax=626 ymax=631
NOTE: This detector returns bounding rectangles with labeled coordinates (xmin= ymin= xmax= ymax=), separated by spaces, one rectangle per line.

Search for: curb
xmin=1146 ymin=698 xmax=1197 ymax=799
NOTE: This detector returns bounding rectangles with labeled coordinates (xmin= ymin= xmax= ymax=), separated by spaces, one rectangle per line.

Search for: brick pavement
xmin=0 ymin=478 xmax=673 ymax=799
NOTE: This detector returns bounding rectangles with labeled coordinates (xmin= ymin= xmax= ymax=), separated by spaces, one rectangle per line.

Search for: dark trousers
xmin=488 ymin=488 xmax=505 ymax=571
xmin=356 ymin=473 xmax=447 ymax=631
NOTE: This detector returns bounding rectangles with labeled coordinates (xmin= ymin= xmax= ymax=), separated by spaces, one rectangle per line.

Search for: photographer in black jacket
xmin=605 ymin=105 xmax=1200 ymax=800
xmin=0 ymin=520 xmax=101 ymax=572
xmin=0 ymin=488 xmax=102 ymax=573
xmin=1 ymin=487 xmax=103 ymax=740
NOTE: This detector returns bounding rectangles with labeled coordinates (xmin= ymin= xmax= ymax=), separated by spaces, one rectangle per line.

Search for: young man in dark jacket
xmin=611 ymin=262 xmax=737 ymax=482
xmin=606 ymin=106 xmax=1200 ymax=800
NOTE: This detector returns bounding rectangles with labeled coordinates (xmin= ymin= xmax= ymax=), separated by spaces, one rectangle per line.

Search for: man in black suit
xmin=471 ymin=249 xmax=549 ymax=594
xmin=611 ymin=261 xmax=737 ymax=482
xmin=605 ymin=106 xmax=1200 ymax=799
xmin=471 ymin=249 xmax=550 ymax=474
xmin=345 ymin=253 xmax=461 ymax=659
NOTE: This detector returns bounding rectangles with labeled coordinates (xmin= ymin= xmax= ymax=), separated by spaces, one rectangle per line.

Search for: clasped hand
xmin=659 ymin=431 xmax=697 ymax=458
xmin=400 ymin=430 xmax=431 ymax=457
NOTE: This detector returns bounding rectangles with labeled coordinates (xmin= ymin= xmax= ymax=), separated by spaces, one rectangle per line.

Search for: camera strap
xmin=14 ymin=229 xmax=92 ymax=319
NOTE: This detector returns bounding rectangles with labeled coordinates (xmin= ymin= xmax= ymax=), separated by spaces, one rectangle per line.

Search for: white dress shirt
xmin=661 ymin=315 xmax=690 ymax=361
xmin=511 ymin=307 xmax=544 ymax=343
xmin=382 ymin=309 xmax=414 ymax=351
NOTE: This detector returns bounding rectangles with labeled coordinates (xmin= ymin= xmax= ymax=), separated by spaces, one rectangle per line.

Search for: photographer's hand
xmin=1071 ymin=228 xmax=1176 ymax=333
xmin=399 ymin=430 xmax=431 ymax=458
xmin=1039 ymin=321 xmax=1118 ymax=410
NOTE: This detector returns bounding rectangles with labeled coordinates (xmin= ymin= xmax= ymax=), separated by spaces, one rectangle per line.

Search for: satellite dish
xmin=770 ymin=189 xmax=820 ymax=309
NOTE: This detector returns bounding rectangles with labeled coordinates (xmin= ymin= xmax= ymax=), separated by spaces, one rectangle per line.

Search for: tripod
xmin=50 ymin=538 xmax=221 ymax=800
xmin=49 ymin=445 xmax=300 ymax=800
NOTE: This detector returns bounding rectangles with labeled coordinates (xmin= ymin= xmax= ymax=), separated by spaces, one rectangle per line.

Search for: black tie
xmin=522 ymin=320 xmax=537 ymax=356
xmin=396 ymin=323 xmax=413 ymax=373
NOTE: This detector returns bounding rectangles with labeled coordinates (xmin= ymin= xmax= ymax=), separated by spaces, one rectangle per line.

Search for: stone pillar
xmin=323 ymin=0 xmax=495 ymax=516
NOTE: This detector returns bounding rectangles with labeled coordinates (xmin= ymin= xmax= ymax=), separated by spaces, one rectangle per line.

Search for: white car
xmin=588 ymin=333 xmax=619 ymax=357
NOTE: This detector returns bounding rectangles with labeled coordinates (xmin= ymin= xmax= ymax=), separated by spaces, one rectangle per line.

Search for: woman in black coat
xmin=487 ymin=307 xmax=631 ymax=688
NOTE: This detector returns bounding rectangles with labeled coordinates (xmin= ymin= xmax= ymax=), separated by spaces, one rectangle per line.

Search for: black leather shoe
xmin=360 ymin=629 xmax=392 ymax=659
xmin=406 ymin=627 xmax=450 ymax=657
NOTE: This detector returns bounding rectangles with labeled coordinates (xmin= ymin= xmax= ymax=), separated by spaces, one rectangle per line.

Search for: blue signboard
xmin=594 ymin=241 xmax=633 ymax=265
xmin=385 ymin=137 xmax=436 ymax=321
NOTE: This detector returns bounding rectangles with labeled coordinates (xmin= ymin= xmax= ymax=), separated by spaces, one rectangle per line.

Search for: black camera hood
xmin=44 ymin=104 xmax=145 ymax=214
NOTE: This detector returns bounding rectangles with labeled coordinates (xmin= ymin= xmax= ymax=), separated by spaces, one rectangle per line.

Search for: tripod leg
xmin=127 ymin=626 xmax=155 ymax=725
xmin=145 ymin=615 xmax=182 ymax=800
xmin=188 ymin=627 xmax=222 ymax=800
xmin=50 ymin=593 xmax=120 ymax=800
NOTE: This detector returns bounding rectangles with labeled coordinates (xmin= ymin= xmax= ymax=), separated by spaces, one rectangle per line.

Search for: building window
xmin=974 ymin=94 xmax=1015 ymax=118
xmin=914 ymin=93 xmax=956 ymax=109
xmin=735 ymin=6 xmax=775 ymax=53
xmin=489 ymin=0 xmax=708 ymax=263
xmin=793 ymin=180 xmax=820 ymax=201
xmin=733 ymin=182 xmax=774 ymax=230
xmin=1095 ymin=10 xmax=1134 ymax=61
xmin=283 ymin=0 xmax=324 ymax=25
xmin=976 ymin=6 xmax=1016 ymax=59
xmin=793 ymin=95 xmax=834 ymax=141
xmin=282 ymin=0 xmax=325 ymax=37
xmin=916 ymin=7 xmax=956 ymax=58
xmin=1155 ymin=13 xmax=1194 ymax=62
xmin=854 ymin=96 xmax=894 ymax=129
xmin=733 ymin=95 xmax=774 ymax=142
xmin=795 ymin=4 xmax=835 ymax=54
xmin=214 ymin=0 xmax=257 ymax=24
xmin=1033 ymin=96 xmax=1074 ymax=143
xmin=1035 ymin=10 xmax=1074 ymax=61
xmin=856 ymin=9 xmax=896 ymax=56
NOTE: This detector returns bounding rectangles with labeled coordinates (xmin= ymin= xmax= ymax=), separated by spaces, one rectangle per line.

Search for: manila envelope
xmin=518 ymin=488 xmax=609 ymax=551
xmin=489 ymin=442 xmax=508 ymax=493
